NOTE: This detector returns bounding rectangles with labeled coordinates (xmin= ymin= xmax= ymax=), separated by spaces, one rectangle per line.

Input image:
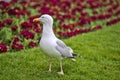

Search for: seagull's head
xmin=33 ymin=14 xmax=53 ymax=25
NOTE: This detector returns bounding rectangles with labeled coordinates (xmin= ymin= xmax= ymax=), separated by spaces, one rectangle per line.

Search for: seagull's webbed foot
xmin=57 ymin=71 xmax=64 ymax=75
xmin=48 ymin=68 xmax=52 ymax=72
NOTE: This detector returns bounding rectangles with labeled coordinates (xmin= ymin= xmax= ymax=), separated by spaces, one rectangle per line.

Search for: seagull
xmin=33 ymin=14 xmax=78 ymax=75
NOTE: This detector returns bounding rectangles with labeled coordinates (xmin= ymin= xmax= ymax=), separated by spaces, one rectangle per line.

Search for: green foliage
xmin=0 ymin=23 xmax=120 ymax=80
xmin=0 ymin=27 xmax=12 ymax=43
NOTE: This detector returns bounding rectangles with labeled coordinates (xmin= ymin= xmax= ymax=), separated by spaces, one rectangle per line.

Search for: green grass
xmin=0 ymin=23 xmax=120 ymax=80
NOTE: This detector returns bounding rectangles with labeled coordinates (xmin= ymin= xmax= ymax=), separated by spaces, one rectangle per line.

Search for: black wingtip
xmin=68 ymin=53 xmax=80 ymax=58
xmin=72 ymin=53 xmax=80 ymax=57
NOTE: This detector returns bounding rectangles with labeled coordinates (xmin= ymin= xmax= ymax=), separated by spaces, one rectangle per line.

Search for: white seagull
xmin=33 ymin=14 xmax=78 ymax=75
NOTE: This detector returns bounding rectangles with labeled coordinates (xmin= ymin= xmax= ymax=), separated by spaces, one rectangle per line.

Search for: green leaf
xmin=90 ymin=22 xmax=96 ymax=28
xmin=22 ymin=39 xmax=31 ymax=49
xmin=0 ymin=27 xmax=13 ymax=43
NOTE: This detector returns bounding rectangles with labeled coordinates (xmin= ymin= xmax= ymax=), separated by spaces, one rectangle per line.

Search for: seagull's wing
xmin=55 ymin=39 xmax=73 ymax=58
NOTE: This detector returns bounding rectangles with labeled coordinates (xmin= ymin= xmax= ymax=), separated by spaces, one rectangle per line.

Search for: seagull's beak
xmin=33 ymin=18 xmax=39 ymax=22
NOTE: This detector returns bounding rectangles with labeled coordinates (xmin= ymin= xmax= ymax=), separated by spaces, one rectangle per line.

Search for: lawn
xmin=0 ymin=23 xmax=120 ymax=80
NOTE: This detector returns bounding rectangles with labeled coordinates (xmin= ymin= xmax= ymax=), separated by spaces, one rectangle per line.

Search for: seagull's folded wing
xmin=55 ymin=40 xmax=73 ymax=58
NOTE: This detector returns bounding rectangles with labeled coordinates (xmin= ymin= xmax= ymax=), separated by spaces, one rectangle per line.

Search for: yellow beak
xmin=33 ymin=18 xmax=39 ymax=22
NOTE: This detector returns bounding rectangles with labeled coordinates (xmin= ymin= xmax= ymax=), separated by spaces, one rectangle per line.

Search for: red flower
xmin=57 ymin=16 xmax=65 ymax=22
xmin=57 ymin=31 xmax=64 ymax=37
xmin=62 ymin=24 xmax=69 ymax=29
xmin=60 ymin=1 xmax=71 ymax=11
xmin=5 ymin=18 xmax=13 ymax=25
xmin=0 ymin=43 xmax=7 ymax=53
xmin=88 ymin=1 xmax=101 ymax=9
xmin=8 ymin=7 xmax=24 ymax=17
xmin=12 ymin=43 xmax=24 ymax=51
xmin=12 ymin=36 xmax=20 ymax=43
xmin=97 ymin=14 xmax=109 ymax=20
xmin=38 ymin=6 xmax=51 ymax=14
xmin=11 ymin=0 xmax=17 ymax=3
xmin=93 ymin=25 xmax=102 ymax=30
xmin=21 ymin=21 xmax=32 ymax=29
xmin=32 ymin=3 xmax=41 ymax=8
xmin=112 ymin=4 xmax=119 ymax=10
xmin=8 ymin=9 xmax=17 ymax=15
xmin=78 ymin=17 xmax=89 ymax=25
xmin=107 ymin=8 xmax=113 ymax=13
xmin=11 ymin=25 xmax=18 ymax=31
xmin=0 ymin=1 xmax=9 ymax=9
xmin=71 ymin=7 xmax=83 ymax=15
xmin=115 ymin=10 xmax=120 ymax=16
xmin=33 ymin=27 xmax=41 ymax=33
xmin=28 ymin=41 xmax=37 ymax=48
xmin=69 ymin=24 xmax=75 ymax=30
xmin=89 ymin=16 xmax=97 ymax=22
xmin=65 ymin=31 xmax=72 ymax=37
xmin=106 ymin=18 xmax=120 ymax=25
xmin=24 ymin=9 xmax=31 ymax=16
xmin=0 ymin=21 xmax=5 ymax=29
xmin=83 ymin=28 xmax=91 ymax=33
xmin=20 ymin=30 xmax=34 ymax=39
xmin=58 ymin=30 xmax=77 ymax=37
xmin=92 ymin=11 xmax=98 ymax=15
xmin=62 ymin=14 xmax=71 ymax=19
xmin=81 ymin=12 xmax=88 ymax=17
xmin=105 ymin=14 xmax=111 ymax=18
xmin=102 ymin=0 xmax=107 ymax=2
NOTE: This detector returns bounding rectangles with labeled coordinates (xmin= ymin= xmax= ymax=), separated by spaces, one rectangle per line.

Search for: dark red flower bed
xmin=0 ymin=43 xmax=7 ymax=53
xmin=0 ymin=0 xmax=120 ymax=53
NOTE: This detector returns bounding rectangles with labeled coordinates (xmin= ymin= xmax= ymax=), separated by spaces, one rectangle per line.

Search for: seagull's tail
xmin=67 ymin=47 xmax=80 ymax=61
xmin=71 ymin=53 xmax=80 ymax=61
xmin=72 ymin=53 xmax=80 ymax=57
xmin=72 ymin=53 xmax=79 ymax=57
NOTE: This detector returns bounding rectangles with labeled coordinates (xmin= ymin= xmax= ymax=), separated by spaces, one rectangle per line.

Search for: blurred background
xmin=0 ymin=0 xmax=120 ymax=52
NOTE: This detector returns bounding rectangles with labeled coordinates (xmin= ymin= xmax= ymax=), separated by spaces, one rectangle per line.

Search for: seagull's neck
xmin=42 ymin=23 xmax=56 ymax=38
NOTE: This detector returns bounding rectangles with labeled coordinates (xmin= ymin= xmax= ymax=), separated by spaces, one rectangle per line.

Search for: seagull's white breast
xmin=40 ymin=37 xmax=61 ymax=59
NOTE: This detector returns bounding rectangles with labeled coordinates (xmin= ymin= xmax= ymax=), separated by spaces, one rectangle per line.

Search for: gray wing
xmin=55 ymin=39 xmax=73 ymax=58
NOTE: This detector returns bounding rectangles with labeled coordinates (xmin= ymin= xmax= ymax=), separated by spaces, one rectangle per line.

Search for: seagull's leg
xmin=48 ymin=59 xmax=52 ymax=72
xmin=58 ymin=60 xmax=64 ymax=75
